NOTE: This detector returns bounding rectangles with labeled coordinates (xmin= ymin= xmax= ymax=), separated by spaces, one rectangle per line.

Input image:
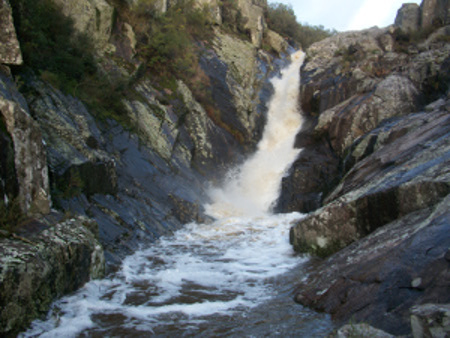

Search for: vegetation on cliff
xmin=266 ymin=2 xmax=335 ymax=48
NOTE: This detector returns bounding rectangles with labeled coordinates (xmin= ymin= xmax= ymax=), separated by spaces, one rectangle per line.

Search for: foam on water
xmin=21 ymin=51 xmax=310 ymax=337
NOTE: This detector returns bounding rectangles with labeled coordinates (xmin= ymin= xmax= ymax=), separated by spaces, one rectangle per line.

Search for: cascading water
xmin=205 ymin=51 xmax=305 ymax=218
xmin=21 ymin=51 xmax=334 ymax=337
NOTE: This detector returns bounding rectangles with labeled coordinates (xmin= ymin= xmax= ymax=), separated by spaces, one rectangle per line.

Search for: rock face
xmin=280 ymin=2 xmax=450 ymax=335
xmin=52 ymin=0 xmax=115 ymax=52
xmin=0 ymin=215 xmax=104 ymax=336
xmin=421 ymin=0 xmax=450 ymax=29
xmin=0 ymin=0 xmax=22 ymax=65
xmin=294 ymin=195 xmax=450 ymax=335
xmin=395 ymin=3 xmax=421 ymax=32
xmin=0 ymin=74 xmax=51 ymax=216
xmin=290 ymin=100 xmax=450 ymax=256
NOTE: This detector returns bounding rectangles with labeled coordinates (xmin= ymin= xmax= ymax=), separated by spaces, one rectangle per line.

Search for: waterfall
xmin=205 ymin=51 xmax=305 ymax=218
xmin=21 ymin=51 xmax=335 ymax=337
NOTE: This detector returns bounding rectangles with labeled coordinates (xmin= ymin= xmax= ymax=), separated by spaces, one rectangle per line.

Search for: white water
xmin=205 ymin=51 xmax=305 ymax=218
xmin=21 ymin=51 xmax=332 ymax=337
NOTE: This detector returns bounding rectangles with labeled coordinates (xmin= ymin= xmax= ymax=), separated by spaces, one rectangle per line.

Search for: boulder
xmin=0 ymin=0 xmax=22 ymax=65
xmin=237 ymin=0 xmax=266 ymax=47
xmin=0 ymin=215 xmax=104 ymax=336
xmin=265 ymin=29 xmax=288 ymax=54
xmin=0 ymin=75 xmax=51 ymax=216
xmin=410 ymin=303 xmax=450 ymax=338
xmin=395 ymin=3 xmax=421 ymax=32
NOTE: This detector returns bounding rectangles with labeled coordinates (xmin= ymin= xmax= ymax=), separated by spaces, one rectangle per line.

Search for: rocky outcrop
xmin=0 ymin=215 xmax=104 ymax=337
xmin=0 ymin=74 xmax=51 ymax=216
xmin=52 ymin=0 xmax=115 ymax=53
xmin=294 ymin=194 xmax=450 ymax=335
xmin=421 ymin=0 xmax=450 ymax=29
xmin=278 ymin=14 xmax=450 ymax=213
xmin=236 ymin=0 xmax=266 ymax=47
xmin=283 ymin=2 xmax=450 ymax=335
xmin=290 ymin=98 xmax=450 ymax=256
xmin=395 ymin=3 xmax=421 ymax=32
xmin=265 ymin=29 xmax=289 ymax=54
xmin=0 ymin=0 xmax=22 ymax=65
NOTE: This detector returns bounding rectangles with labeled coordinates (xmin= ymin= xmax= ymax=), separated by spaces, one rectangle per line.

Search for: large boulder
xmin=0 ymin=0 xmax=22 ymax=65
xmin=0 ymin=215 xmax=104 ymax=336
xmin=395 ymin=3 xmax=421 ymax=32
xmin=237 ymin=0 xmax=266 ymax=47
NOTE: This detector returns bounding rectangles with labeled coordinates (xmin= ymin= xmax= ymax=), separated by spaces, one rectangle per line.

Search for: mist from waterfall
xmin=205 ymin=51 xmax=305 ymax=218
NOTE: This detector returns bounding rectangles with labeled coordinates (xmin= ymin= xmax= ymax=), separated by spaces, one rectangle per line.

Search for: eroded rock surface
xmin=0 ymin=215 xmax=104 ymax=337
xmin=294 ymin=195 xmax=450 ymax=335
xmin=0 ymin=74 xmax=50 ymax=215
xmin=0 ymin=0 xmax=22 ymax=65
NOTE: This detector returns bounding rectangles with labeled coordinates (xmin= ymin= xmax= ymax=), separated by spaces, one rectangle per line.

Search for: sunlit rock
xmin=0 ymin=0 xmax=22 ymax=65
xmin=0 ymin=75 xmax=50 ymax=216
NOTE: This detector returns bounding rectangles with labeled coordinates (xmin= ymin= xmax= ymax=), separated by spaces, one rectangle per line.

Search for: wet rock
xmin=335 ymin=323 xmax=394 ymax=338
xmin=395 ymin=3 xmax=421 ymax=32
xmin=0 ymin=0 xmax=22 ymax=65
xmin=410 ymin=303 xmax=450 ymax=338
xmin=0 ymin=215 xmax=105 ymax=336
xmin=294 ymin=195 xmax=450 ymax=335
xmin=290 ymin=105 xmax=450 ymax=256
xmin=0 ymin=75 xmax=51 ymax=216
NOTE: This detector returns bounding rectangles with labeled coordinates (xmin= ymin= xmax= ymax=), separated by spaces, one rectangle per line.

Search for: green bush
xmin=10 ymin=0 xmax=131 ymax=126
xmin=266 ymin=2 xmax=335 ymax=48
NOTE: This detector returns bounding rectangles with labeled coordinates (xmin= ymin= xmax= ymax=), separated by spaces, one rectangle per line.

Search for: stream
xmin=22 ymin=51 xmax=335 ymax=337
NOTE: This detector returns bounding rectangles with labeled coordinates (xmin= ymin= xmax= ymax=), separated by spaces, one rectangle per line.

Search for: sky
xmin=273 ymin=0 xmax=422 ymax=31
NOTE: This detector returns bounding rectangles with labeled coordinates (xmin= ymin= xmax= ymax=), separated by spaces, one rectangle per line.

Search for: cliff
xmin=0 ymin=0 xmax=290 ymax=334
xmin=281 ymin=0 xmax=450 ymax=335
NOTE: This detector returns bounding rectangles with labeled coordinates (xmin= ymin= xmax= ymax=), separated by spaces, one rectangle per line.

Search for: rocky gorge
xmin=0 ymin=0 xmax=448 ymax=336
xmin=281 ymin=0 xmax=450 ymax=335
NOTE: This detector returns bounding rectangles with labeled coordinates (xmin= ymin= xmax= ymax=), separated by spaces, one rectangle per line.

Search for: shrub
xmin=266 ymin=2 xmax=335 ymax=48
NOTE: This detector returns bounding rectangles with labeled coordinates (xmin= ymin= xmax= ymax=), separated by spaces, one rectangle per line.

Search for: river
xmin=22 ymin=51 xmax=335 ymax=337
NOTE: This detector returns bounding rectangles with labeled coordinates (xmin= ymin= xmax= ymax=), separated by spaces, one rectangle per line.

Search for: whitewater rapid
xmin=21 ymin=51 xmax=334 ymax=337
